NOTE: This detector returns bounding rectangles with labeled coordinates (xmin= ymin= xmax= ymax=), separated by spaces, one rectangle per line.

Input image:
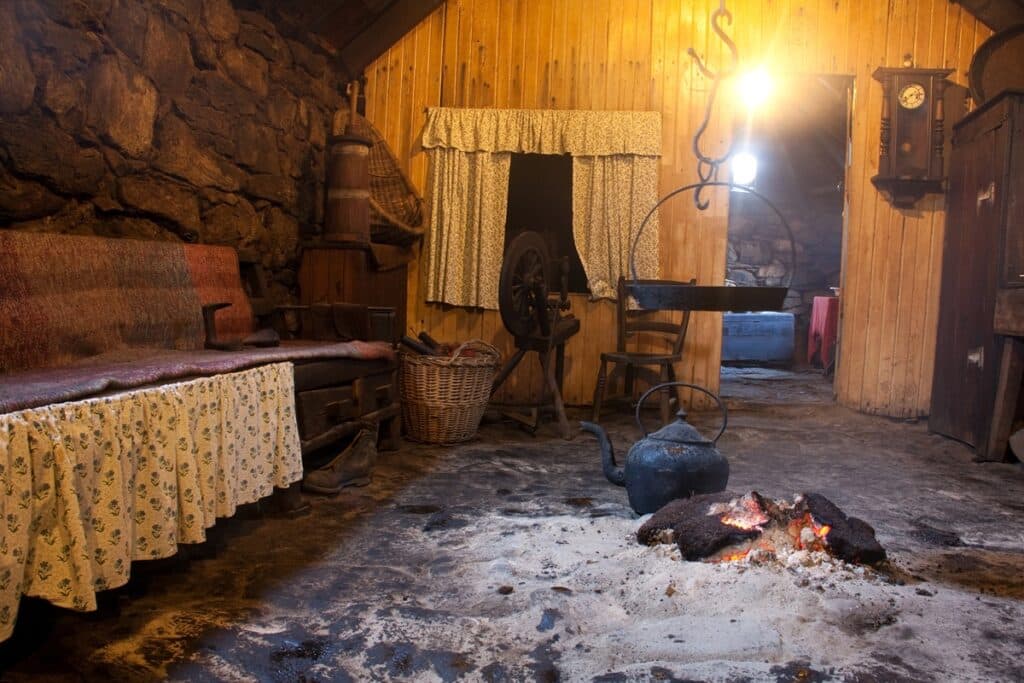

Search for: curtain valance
xmin=423 ymin=107 xmax=661 ymax=157
xmin=422 ymin=107 xmax=662 ymax=307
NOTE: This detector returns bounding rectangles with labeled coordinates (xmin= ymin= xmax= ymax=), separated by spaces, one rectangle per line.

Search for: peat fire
xmin=637 ymin=491 xmax=886 ymax=566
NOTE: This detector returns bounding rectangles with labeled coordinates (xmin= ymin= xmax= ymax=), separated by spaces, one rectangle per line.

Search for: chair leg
xmin=624 ymin=365 xmax=636 ymax=400
xmin=592 ymin=359 xmax=608 ymax=422
xmin=658 ymin=363 xmax=672 ymax=427
xmin=607 ymin=364 xmax=624 ymax=399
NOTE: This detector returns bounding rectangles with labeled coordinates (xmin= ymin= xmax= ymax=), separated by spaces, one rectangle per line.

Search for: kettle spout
xmin=579 ymin=421 xmax=626 ymax=487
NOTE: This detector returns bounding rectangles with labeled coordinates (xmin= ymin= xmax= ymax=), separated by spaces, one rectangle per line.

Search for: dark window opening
xmin=504 ymin=153 xmax=588 ymax=294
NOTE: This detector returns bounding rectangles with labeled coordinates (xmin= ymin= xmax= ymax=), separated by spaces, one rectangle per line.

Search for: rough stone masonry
xmin=0 ymin=0 xmax=348 ymax=301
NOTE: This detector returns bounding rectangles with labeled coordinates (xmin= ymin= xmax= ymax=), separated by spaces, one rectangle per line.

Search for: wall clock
xmin=870 ymin=67 xmax=954 ymax=208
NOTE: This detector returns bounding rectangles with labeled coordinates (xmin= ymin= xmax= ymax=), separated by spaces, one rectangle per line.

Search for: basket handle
xmin=444 ymin=339 xmax=501 ymax=364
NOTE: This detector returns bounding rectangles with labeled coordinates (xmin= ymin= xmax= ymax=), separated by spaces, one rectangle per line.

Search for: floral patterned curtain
xmin=423 ymin=147 xmax=511 ymax=309
xmin=422 ymin=108 xmax=661 ymax=307
xmin=572 ymin=154 xmax=660 ymax=299
xmin=0 ymin=363 xmax=303 ymax=641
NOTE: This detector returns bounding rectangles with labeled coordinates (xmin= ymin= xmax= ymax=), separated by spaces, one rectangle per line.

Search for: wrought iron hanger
xmin=624 ymin=2 xmax=800 ymax=305
xmin=687 ymin=0 xmax=739 ymax=210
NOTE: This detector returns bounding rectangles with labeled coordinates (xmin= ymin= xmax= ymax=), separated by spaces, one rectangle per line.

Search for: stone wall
xmin=0 ymin=0 xmax=347 ymax=300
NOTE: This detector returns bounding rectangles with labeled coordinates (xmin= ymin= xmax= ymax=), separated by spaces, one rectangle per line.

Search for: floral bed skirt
xmin=0 ymin=362 xmax=303 ymax=642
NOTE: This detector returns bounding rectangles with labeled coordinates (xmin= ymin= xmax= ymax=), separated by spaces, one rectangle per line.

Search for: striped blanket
xmin=0 ymin=230 xmax=394 ymax=412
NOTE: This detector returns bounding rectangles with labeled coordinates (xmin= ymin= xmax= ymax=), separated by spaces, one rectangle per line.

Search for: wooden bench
xmin=0 ymin=230 xmax=398 ymax=641
xmin=0 ymin=230 xmax=400 ymax=447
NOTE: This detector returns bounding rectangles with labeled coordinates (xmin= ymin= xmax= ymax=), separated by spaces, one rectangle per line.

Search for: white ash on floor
xmin=166 ymin=507 xmax=1023 ymax=682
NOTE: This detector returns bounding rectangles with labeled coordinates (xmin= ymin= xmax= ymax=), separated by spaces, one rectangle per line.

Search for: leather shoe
xmin=302 ymin=423 xmax=378 ymax=494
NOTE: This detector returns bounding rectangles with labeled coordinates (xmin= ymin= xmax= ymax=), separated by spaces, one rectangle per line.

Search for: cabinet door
xmin=930 ymin=110 xmax=1006 ymax=446
xmin=1001 ymin=102 xmax=1024 ymax=288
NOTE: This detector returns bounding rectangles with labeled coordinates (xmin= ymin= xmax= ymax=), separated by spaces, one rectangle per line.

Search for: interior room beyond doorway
xmin=722 ymin=74 xmax=853 ymax=401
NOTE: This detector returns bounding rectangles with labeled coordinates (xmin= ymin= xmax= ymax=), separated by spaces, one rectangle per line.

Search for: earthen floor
xmin=3 ymin=372 xmax=1023 ymax=681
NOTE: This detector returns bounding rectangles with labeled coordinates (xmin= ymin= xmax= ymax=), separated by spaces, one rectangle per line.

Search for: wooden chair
xmin=591 ymin=276 xmax=696 ymax=426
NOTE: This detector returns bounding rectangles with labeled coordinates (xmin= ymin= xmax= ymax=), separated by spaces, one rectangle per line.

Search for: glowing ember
xmin=715 ymin=494 xmax=770 ymax=531
xmin=716 ymin=549 xmax=751 ymax=563
xmin=720 ymin=514 xmax=766 ymax=530
xmin=789 ymin=513 xmax=831 ymax=551
xmin=637 ymin=490 xmax=886 ymax=566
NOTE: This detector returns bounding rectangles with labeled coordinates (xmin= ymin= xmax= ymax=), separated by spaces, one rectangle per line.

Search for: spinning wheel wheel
xmin=492 ymin=231 xmax=580 ymax=439
xmin=499 ymin=231 xmax=553 ymax=338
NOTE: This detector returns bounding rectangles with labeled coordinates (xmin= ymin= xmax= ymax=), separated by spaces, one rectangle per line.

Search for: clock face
xmin=898 ymin=82 xmax=927 ymax=110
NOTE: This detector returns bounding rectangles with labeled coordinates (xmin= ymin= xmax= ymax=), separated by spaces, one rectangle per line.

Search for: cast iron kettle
xmin=580 ymin=382 xmax=729 ymax=515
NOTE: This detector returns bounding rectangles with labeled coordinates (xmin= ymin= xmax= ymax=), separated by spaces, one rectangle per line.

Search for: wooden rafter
xmin=242 ymin=0 xmax=445 ymax=79
xmin=335 ymin=0 xmax=445 ymax=77
xmin=952 ymin=0 xmax=1024 ymax=31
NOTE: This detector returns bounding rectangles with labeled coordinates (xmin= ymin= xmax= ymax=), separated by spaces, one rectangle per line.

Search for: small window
xmin=504 ymin=153 xmax=588 ymax=294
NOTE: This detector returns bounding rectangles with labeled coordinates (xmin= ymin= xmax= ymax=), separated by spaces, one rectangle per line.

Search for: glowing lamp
xmin=731 ymin=152 xmax=758 ymax=186
xmin=737 ymin=67 xmax=773 ymax=110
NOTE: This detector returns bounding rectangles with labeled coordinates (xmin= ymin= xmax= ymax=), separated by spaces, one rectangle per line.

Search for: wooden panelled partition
xmin=355 ymin=0 xmax=989 ymax=415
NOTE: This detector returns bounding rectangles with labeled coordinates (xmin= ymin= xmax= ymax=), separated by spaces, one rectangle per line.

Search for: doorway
xmin=720 ymin=74 xmax=852 ymax=404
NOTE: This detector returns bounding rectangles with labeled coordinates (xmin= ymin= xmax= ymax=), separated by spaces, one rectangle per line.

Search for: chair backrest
xmin=616 ymin=276 xmax=697 ymax=357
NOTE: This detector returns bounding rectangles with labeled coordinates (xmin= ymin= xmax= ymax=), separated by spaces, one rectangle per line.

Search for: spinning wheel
xmin=492 ymin=231 xmax=580 ymax=439
xmin=499 ymin=231 xmax=554 ymax=338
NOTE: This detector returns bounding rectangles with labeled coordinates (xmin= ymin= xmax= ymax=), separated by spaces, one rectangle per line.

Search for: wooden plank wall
xmin=358 ymin=0 xmax=989 ymax=415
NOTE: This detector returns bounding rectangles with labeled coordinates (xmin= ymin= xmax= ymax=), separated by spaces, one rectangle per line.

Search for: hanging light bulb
xmin=737 ymin=67 xmax=773 ymax=110
xmin=731 ymin=152 xmax=758 ymax=186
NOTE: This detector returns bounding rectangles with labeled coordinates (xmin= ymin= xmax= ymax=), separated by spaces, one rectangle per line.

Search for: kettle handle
xmin=635 ymin=381 xmax=728 ymax=445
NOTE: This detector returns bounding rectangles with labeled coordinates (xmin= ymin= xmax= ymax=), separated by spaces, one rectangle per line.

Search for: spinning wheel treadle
xmin=493 ymin=231 xmax=580 ymax=439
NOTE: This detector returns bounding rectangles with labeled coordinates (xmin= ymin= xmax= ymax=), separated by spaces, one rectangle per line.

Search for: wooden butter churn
xmin=323 ymin=81 xmax=372 ymax=246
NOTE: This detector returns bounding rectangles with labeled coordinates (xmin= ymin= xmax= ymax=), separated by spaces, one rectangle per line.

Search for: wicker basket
xmin=400 ymin=340 xmax=501 ymax=444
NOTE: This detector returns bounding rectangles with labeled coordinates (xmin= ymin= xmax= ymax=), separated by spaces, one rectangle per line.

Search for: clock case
xmin=871 ymin=67 xmax=955 ymax=208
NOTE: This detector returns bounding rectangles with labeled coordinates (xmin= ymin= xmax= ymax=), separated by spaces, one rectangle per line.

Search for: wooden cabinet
xmin=930 ymin=91 xmax=1024 ymax=450
xmin=290 ymin=247 xmax=408 ymax=456
xmin=297 ymin=247 xmax=408 ymax=340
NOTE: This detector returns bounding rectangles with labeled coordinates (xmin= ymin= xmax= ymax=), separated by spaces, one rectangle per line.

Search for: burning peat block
xmin=637 ymin=492 xmax=762 ymax=560
xmin=795 ymin=493 xmax=887 ymax=565
xmin=637 ymin=491 xmax=886 ymax=566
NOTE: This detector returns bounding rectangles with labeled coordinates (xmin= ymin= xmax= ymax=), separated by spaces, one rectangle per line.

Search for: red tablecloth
xmin=808 ymin=296 xmax=839 ymax=367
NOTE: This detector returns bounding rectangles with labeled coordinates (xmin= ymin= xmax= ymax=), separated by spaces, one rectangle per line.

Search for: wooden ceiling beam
xmin=952 ymin=0 xmax=1024 ymax=32
xmin=335 ymin=0 xmax=445 ymax=78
